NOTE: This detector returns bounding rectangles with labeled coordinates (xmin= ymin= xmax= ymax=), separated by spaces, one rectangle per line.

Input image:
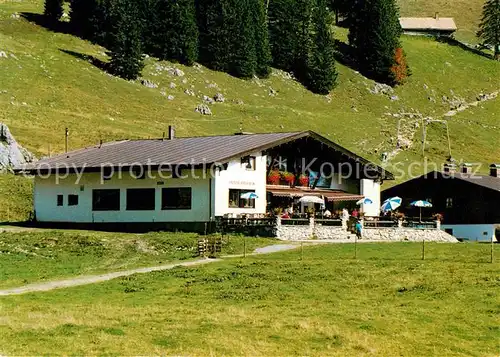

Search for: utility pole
xmin=421 ymin=119 xmax=452 ymax=159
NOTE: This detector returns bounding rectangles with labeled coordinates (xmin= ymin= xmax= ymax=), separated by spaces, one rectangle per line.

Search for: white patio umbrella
xmin=240 ymin=192 xmax=258 ymax=199
xmin=381 ymin=196 xmax=402 ymax=212
xmin=298 ymin=196 xmax=325 ymax=204
xmin=411 ymin=200 xmax=433 ymax=221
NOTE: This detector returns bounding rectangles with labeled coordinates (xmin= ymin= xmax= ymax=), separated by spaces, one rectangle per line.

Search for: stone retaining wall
xmin=362 ymin=227 xmax=457 ymax=242
xmin=274 ymin=217 xmax=458 ymax=242
xmin=277 ymin=224 xmax=313 ymax=241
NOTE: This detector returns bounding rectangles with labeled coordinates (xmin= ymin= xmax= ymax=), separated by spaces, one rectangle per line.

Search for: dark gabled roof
xmin=452 ymin=173 xmax=500 ymax=192
xmin=383 ymin=170 xmax=500 ymax=193
xmin=17 ymin=131 xmax=393 ymax=179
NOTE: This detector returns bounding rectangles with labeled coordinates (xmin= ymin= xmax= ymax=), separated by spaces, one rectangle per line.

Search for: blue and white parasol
xmin=411 ymin=200 xmax=433 ymax=221
xmin=381 ymin=197 xmax=402 ymax=212
xmin=410 ymin=200 xmax=433 ymax=208
xmin=356 ymin=198 xmax=373 ymax=205
xmin=240 ymin=192 xmax=258 ymax=199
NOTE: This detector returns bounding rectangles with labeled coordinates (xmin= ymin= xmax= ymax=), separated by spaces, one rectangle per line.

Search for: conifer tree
xmin=70 ymin=0 xmax=90 ymax=35
xmin=138 ymin=0 xmax=159 ymax=55
xmin=306 ymin=0 xmax=338 ymax=94
xmin=89 ymin=0 xmax=113 ymax=46
xmin=329 ymin=0 xmax=351 ymax=24
xmin=107 ymin=0 xmax=144 ymax=80
xmin=268 ymin=0 xmax=297 ymax=72
xmin=44 ymin=0 xmax=64 ymax=23
xmin=196 ymin=0 xmax=231 ymax=71
xmin=228 ymin=0 xmax=257 ymax=78
xmin=293 ymin=0 xmax=313 ymax=82
xmin=348 ymin=0 xmax=408 ymax=85
xmin=268 ymin=0 xmax=312 ymax=78
xmin=477 ymin=0 xmax=500 ymax=60
xmin=155 ymin=0 xmax=199 ymax=65
xmin=252 ymin=0 xmax=272 ymax=77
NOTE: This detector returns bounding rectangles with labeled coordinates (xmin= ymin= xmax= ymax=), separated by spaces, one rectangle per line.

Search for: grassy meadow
xmin=0 ymin=229 xmax=275 ymax=288
xmin=0 ymin=242 xmax=498 ymax=356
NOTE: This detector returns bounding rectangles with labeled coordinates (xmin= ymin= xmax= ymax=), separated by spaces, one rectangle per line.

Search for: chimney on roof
xmin=490 ymin=164 xmax=500 ymax=178
xmin=168 ymin=125 xmax=175 ymax=140
xmin=460 ymin=163 xmax=472 ymax=174
xmin=443 ymin=162 xmax=456 ymax=173
xmin=435 ymin=12 xmax=439 ymax=20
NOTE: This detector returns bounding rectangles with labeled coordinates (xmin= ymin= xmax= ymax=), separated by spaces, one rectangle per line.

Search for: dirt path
xmin=0 ymin=244 xmax=299 ymax=296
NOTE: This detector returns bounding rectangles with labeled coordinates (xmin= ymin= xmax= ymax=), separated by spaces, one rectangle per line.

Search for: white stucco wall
xmin=441 ymin=224 xmax=498 ymax=242
xmin=360 ymin=179 xmax=381 ymax=217
xmin=34 ymin=170 xmax=212 ymax=223
xmin=34 ymin=152 xmax=268 ymax=223
xmin=329 ymin=175 xmax=359 ymax=193
xmin=213 ymin=152 xmax=267 ymax=216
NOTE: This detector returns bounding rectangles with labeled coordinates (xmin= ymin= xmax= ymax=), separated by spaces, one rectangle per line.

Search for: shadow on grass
xmin=20 ymin=12 xmax=74 ymax=36
xmin=436 ymin=37 xmax=494 ymax=60
xmin=59 ymin=49 xmax=110 ymax=73
xmin=333 ymin=39 xmax=361 ymax=73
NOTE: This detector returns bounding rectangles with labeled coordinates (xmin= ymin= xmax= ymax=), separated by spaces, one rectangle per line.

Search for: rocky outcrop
xmin=0 ymin=123 xmax=36 ymax=172
xmin=195 ymin=104 xmax=212 ymax=115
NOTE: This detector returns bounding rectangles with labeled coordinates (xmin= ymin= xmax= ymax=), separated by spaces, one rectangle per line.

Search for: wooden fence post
xmin=354 ymin=232 xmax=357 ymax=259
xmin=491 ymin=235 xmax=494 ymax=264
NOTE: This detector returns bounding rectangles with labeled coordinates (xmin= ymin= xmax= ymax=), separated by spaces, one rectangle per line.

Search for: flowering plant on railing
xmin=298 ymin=174 xmax=309 ymax=187
xmin=267 ymin=170 xmax=280 ymax=185
xmin=432 ymin=213 xmax=444 ymax=222
xmin=281 ymin=171 xmax=295 ymax=185
xmin=394 ymin=212 xmax=405 ymax=220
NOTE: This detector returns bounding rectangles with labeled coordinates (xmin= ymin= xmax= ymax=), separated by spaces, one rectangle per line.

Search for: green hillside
xmin=0 ymin=0 xmax=499 ymax=221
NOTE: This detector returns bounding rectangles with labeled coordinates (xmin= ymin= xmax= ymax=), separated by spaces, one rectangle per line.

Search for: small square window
xmin=241 ymin=156 xmax=256 ymax=171
xmin=446 ymin=197 xmax=453 ymax=208
xmin=162 ymin=188 xmax=192 ymax=210
xmin=68 ymin=194 xmax=79 ymax=206
xmin=229 ymin=189 xmax=256 ymax=208
xmin=57 ymin=195 xmax=64 ymax=206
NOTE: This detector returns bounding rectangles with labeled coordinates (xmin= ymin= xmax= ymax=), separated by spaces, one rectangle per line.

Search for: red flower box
xmin=267 ymin=170 xmax=280 ymax=185
xmin=282 ymin=172 xmax=295 ymax=185
xmin=298 ymin=175 xmax=309 ymax=187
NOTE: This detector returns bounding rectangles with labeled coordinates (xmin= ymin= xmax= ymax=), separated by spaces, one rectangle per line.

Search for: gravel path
xmin=0 ymin=244 xmax=299 ymax=296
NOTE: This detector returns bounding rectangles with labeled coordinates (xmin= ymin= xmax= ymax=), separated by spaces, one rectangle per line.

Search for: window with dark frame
xmin=162 ymin=188 xmax=192 ymax=210
xmin=126 ymin=188 xmax=156 ymax=211
xmin=446 ymin=197 xmax=453 ymax=208
xmin=68 ymin=194 xmax=79 ymax=206
xmin=57 ymin=195 xmax=64 ymax=206
xmin=228 ymin=189 xmax=256 ymax=208
xmin=241 ymin=156 xmax=256 ymax=171
xmin=92 ymin=189 xmax=120 ymax=211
